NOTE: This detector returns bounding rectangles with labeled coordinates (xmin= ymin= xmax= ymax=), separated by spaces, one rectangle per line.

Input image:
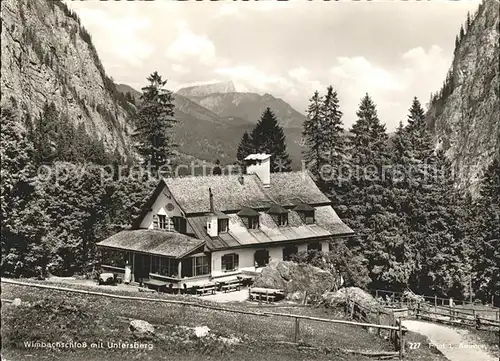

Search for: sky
xmin=65 ymin=0 xmax=481 ymax=131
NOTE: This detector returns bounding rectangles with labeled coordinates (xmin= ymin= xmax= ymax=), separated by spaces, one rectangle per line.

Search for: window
xmin=158 ymin=215 xmax=168 ymax=229
xmin=173 ymin=217 xmax=187 ymax=233
xmin=298 ymin=210 xmax=315 ymax=224
xmin=152 ymin=256 xmax=177 ymax=277
xmin=101 ymin=250 xmax=131 ymax=268
xmin=282 ymin=245 xmax=298 ymax=261
xmin=243 ymin=216 xmax=259 ymax=229
xmin=272 ymin=213 xmax=288 ymax=226
xmin=218 ymin=219 xmax=229 ymax=233
xmin=193 ymin=255 xmax=210 ymax=276
xmin=221 ymin=253 xmax=239 ymax=272
xmin=307 ymin=242 xmax=321 ymax=252
xmin=254 ymin=249 xmax=270 ymax=268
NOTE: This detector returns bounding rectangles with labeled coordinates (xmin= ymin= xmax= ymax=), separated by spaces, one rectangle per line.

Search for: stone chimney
xmin=206 ymin=188 xmax=218 ymax=237
xmin=244 ymin=154 xmax=271 ymax=188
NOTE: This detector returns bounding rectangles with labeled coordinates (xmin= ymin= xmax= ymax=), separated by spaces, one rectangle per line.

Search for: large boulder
xmin=322 ymin=287 xmax=381 ymax=310
xmin=254 ymin=260 xmax=337 ymax=300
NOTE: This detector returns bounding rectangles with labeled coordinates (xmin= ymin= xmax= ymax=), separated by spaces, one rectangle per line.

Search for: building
xmin=96 ymin=154 xmax=354 ymax=289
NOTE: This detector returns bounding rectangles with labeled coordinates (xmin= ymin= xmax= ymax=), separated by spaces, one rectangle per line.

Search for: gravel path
xmin=402 ymin=320 xmax=498 ymax=361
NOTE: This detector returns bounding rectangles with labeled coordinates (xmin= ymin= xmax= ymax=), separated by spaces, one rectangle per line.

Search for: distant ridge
xmin=177 ymin=81 xmax=236 ymax=98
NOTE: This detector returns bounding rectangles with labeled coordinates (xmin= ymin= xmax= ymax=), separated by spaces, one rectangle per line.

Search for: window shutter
xmin=152 ymin=214 xmax=158 ymax=229
xmin=234 ymin=254 xmax=239 ymax=269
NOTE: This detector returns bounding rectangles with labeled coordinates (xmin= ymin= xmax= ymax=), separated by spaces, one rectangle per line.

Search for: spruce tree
xmin=341 ymin=94 xmax=404 ymax=290
xmin=250 ymin=107 xmax=292 ymax=172
xmin=133 ymin=71 xmax=177 ymax=176
xmin=212 ymin=159 xmax=222 ymax=175
xmin=302 ymin=91 xmax=324 ymax=177
xmin=319 ymin=86 xmax=346 ymax=200
xmin=236 ymin=131 xmax=254 ymax=169
xmin=473 ymin=156 xmax=500 ymax=301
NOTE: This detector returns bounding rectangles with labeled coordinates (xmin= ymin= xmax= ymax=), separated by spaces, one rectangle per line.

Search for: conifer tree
xmin=236 ymin=131 xmax=253 ymax=169
xmin=133 ymin=71 xmax=177 ymax=175
xmin=250 ymin=107 xmax=292 ymax=172
xmin=472 ymin=156 xmax=500 ymax=301
xmin=319 ymin=86 xmax=346 ymax=200
xmin=466 ymin=11 xmax=471 ymax=31
xmin=212 ymin=159 xmax=222 ymax=175
xmin=302 ymin=91 xmax=324 ymax=177
xmin=341 ymin=94 xmax=403 ymax=289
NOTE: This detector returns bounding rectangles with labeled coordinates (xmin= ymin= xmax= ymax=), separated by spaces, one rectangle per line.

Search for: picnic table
xmin=196 ymin=283 xmax=217 ymax=296
xmin=216 ymin=278 xmax=242 ymax=293
xmin=249 ymin=287 xmax=285 ymax=303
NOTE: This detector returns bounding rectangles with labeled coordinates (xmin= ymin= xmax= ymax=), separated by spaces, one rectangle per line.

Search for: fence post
xmin=398 ymin=318 xmax=404 ymax=360
xmin=376 ymin=290 xmax=379 ymax=299
xmin=377 ymin=310 xmax=381 ymax=336
xmin=434 ymin=295 xmax=437 ymax=313
xmin=294 ymin=317 xmax=300 ymax=343
xmin=416 ymin=302 xmax=420 ymax=319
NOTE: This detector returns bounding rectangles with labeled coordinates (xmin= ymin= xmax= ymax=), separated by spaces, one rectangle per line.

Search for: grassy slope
xmin=1 ymin=281 xmax=446 ymax=361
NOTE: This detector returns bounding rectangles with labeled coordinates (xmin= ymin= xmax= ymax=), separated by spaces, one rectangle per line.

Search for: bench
xmin=138 ymin=287 xmax=157 ymax=293
xmin=196 ymin=284 xmax=217 ymax=296
xmin=249 ymin=287 xmax=285 ymax=303
xmin=221 ymin=283 xmax=240 ymax=293
xmin=143 ymin=279 xmax=168 ymax=292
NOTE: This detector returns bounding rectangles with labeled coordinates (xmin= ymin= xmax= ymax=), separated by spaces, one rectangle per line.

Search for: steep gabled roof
xmin=163 ymin=174 xmax=273 ymax=214
xmin=268 ymin=203 xmax=288 ymax=214
xmin=237 ymin=206 xmax=260 ymax=217
xmin=294 ymin=203 xmax=315 ymax=212
xmin=268 ymin=171 xmax=330 ymax=205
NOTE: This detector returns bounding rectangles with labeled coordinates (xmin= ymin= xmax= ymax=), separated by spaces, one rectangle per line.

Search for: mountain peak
xmin=177 ymin=81 xmax=236 ymax=98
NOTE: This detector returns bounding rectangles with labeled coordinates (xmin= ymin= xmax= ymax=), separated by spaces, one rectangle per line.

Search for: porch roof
xmin=97 ymin=229 xmax=205 ymax=258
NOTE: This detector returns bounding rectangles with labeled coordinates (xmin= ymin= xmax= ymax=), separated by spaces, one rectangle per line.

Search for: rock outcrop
xmin=254 ymin=260 xmax=338 ymax=300
xmin=322 ymin=287 xmax=382 ymax=311
xmin=1 ymin=0 xmax=134 ymax=157
xmin=426 ymin=0 xmax=499 ymax=193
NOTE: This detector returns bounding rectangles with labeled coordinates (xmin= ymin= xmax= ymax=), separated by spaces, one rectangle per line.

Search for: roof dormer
xmin=268 ymin=203 xmax=288 ymax=227
xmin=294 ymin=203 xmax=315 ymax=224
xmin=238 ymin=206 xmax=260 ymax=229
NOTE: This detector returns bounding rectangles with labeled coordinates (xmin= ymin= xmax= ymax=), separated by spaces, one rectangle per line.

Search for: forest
xmin=1 ymin=70 xmax=498 ymax=305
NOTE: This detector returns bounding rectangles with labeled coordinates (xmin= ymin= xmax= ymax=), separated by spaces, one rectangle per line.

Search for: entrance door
xmin=133 ymin=254 xmax=151 ymax=282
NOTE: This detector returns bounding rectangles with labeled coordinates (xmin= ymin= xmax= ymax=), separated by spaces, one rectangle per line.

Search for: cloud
xmin=217 ymin=3 xmax=240 ymax=17
xmin=214 ymin=65 xmax=293 ymax=93
xmin=171 ymin=63 xmax=190 ymax=74
xmin=166 ymin=21 xmax=218 ymax=66
xmin=74 ymin=8 xmax=153 ymax=67
xmin=288 ymin=67 xmax=310 ymax=82
xmin=330 ymin=56 xmax=404 ymax=92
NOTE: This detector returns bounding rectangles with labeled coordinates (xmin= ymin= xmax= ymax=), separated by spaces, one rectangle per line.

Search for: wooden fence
xmin=344 ymin=296 xmax=406 ymax=359
xmin=415 ymin=303 xmax=500 ymax=330
xmin=372 ymin=289 xmax=500 ymax=320
xmin=3 ymin=279 xmax=408 ymax=360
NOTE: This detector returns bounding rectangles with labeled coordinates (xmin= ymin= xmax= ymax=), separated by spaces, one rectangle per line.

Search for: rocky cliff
xmin=1 ymin=0 xmax=134 ymax=157
xmin=426 ymin=0 xmax=499 ymax=193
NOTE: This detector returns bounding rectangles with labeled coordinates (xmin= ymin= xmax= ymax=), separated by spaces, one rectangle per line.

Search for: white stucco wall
xmin=140 ymin=185 xmax=184 ymax=229
xmin=210 ymin=240 xmax=330 ymax=277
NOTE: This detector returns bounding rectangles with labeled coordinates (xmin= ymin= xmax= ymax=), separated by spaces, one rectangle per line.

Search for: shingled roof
xmin=268 ymin=171 xmax=330 ymax=205
xmin=188 ymin=205 xmax=354 ymax=251
xmin=162 ymin=171 xmax=330 ymax=215
xmin=163 ymin=174 xmax=273 ymax=214
xmin=97 ymin=230 xmax=205 ymax=258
